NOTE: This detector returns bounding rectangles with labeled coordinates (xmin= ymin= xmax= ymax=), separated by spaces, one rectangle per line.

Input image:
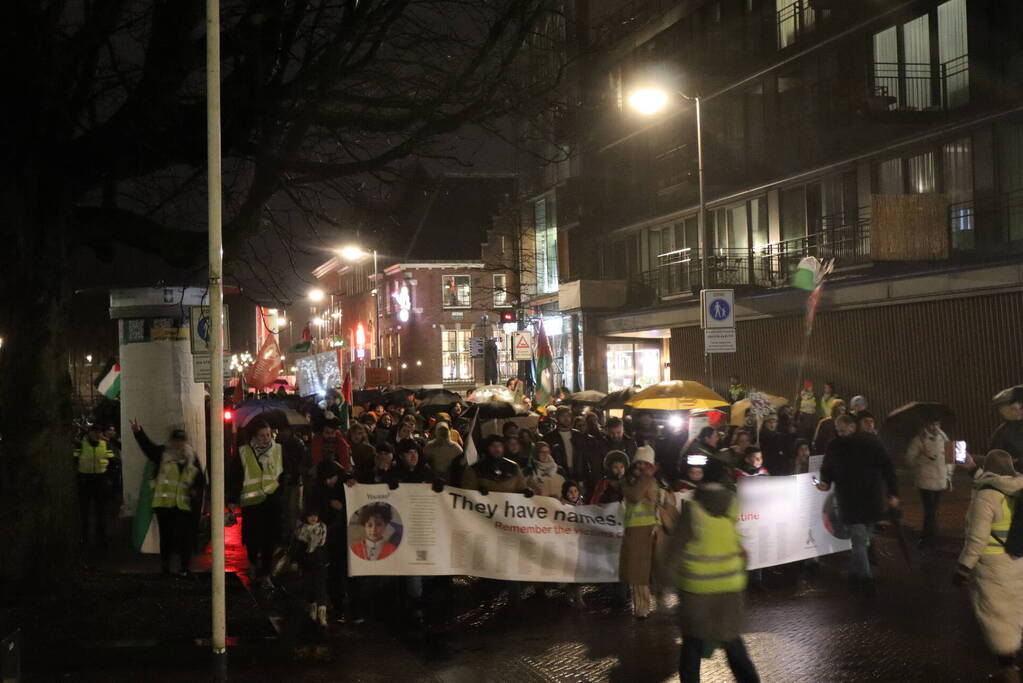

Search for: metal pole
xmin=695 ymin=96 xmax=712 ymax=384
xmin=206 ymin=0 xmax=227 ymax=663
xmin=373 ymin=250 xmax=381 ymax=368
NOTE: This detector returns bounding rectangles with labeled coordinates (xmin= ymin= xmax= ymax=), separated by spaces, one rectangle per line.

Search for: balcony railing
xmin=870 ymin=54 xmax=970 ymax=112
xmin=777 ymin=0 xmax=829 ymax=49
xmin=629 ymin=212 xmax=871 ymax=303
xmin=948 ymin=190 xmax=1023 ymax=255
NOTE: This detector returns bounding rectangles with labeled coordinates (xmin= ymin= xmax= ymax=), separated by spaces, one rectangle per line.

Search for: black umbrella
xmin=568 ymin=390 xmax=607 ymax=406
xmin=882 ymin=402 xmax=956 ymax=441
xmin=993 ymin=385 xmax=1023 ymax=405
xmin=243 ymin=408 xmax=309 ymax=430
xmin=354 ymin=389 xmax=385 ymax=406
xmin=597 ymin=387 xmax=637 ymax=410
xmin=384 ymin=387 xmax=415 ymax=406
xmin=418 ymin=390 xmax=466 ymax=415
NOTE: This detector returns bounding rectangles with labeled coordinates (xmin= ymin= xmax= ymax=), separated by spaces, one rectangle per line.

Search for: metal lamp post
xmin=627 ymin=87 xmax=707 ymax=292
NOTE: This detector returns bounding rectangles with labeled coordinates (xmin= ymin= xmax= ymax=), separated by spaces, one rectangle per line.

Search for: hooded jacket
xmin=590 ymin=451 xmax=630 ymax=504
xmin=959 ymin=468 xmax=1023 ymax=569
xmin=424 ymin=423 xmax=463 ymax=477
xmin=908 ymin=429 xmax=950 ymax=491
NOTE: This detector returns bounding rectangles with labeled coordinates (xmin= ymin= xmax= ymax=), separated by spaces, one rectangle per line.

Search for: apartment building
xmin=516 ymin=0 xmax=1023 ymax=446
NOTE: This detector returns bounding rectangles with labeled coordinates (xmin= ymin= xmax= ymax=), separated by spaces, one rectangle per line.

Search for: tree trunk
xmin=0 ymin=171 xmax=77 ymax=595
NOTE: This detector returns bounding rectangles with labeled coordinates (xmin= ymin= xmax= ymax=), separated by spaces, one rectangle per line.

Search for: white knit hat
xmin=634 ymin=445 xmax=655 ymax=465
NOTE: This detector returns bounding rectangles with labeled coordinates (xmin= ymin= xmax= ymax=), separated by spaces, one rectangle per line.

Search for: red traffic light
xmin=500 ymin=311 xmax=515 ymax=323
xmin=223 ymin=409 xmax=233 ymax=422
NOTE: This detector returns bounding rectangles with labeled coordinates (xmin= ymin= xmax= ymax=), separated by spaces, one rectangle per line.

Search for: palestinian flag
xmin=533 ymin=321 xmax=554 ymax=405
xmin=289 ymin=340 xmax=312 ymax=354
xmin=96 ymin=362 xmax=121 ymax=400
xmin=131 ymin=459 xmax=156 ymax=551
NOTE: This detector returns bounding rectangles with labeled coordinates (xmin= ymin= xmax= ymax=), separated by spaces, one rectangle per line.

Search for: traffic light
xmin=223 ymin=409 xmax=233 ymax=423
xmin=500 ymin=311 xmax=515 ymax=324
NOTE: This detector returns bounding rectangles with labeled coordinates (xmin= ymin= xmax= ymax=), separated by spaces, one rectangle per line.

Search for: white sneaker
xmin=316 ymin=605 xmax=328 ymax=627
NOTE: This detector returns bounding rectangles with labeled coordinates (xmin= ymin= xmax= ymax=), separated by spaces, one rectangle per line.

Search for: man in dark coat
xmin=989 ymin=396 xmax=1023 ymax=468
xmin=818 ymin=414 xmax=899 ymax=594
xmin=604 ymin=417 xmax=637 ymax=459
xmin=543 ymin=406 xmax=598 ymax=494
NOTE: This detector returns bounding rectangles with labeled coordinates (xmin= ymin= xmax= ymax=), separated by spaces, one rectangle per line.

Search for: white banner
xmin=345 ymin=475 xmax=851 ymax=579
xmin=344 ymin=484 xmax=624 ymax=582
xmin=736 ymin=473 xmax=851 ymax=571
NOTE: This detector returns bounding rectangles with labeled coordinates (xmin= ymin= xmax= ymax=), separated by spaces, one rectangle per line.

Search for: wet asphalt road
xmin=39 ymin=471 xmax=997 ymax=682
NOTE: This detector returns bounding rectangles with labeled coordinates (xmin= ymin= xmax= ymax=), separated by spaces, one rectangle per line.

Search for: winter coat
xmin=759 ymin=428 xmax=794 ymax=476
xmin=424 ymin=426 xmax=463 ymax=479
xmin=958 ymin=470 xmax=1023 ymax=655
xmin=620 ymin=473 xmax=675 ymax=585
xmin=908 ymin=430 xmax=950 ymax=491
xmin=813 ymin=418 xmax=837 ymax=455
xmin=989 ymin=421 xmax=1023 ymax=467
xmin=460 ymin=456 xmax=527 ymax=494
xmin=522 ymin=457 xmax=566 ymax=499
xmin=820 ymin=432 xmax=898 ymax=525
xmin=543 ymin=429 xmax=599 ymax=491
xmin=385 ymin=460 xmax=435 ymax=486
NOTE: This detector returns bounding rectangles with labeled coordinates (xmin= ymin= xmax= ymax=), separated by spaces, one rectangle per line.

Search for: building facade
xmin=513 ymin=0 xmax=1023 ymax=447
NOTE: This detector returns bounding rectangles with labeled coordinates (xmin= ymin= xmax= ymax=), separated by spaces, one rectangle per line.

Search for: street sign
xmin=700 ymin=289 xmax=734 ymax=329
xmin=192 ymin=353 xmax=232 ymax=383
xmin=703 ymin=327 xmax=736 ymax=354
xmin=468 ymin=337 xmax=486 ymax=358
xmin=190 ymin=305 xmax=230 ymax=354
xmin=511 ymin=331 xmax=533 ymax=361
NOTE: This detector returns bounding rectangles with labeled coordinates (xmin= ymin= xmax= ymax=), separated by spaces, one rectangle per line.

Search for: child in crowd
xmin=290 ymin=507 xmax=330 ymax=627
xmin=735 ymin=447 xmax=770 ymax=478
xmin=561 ymin=480 xmax=583 ymax=506
xmin=590 ymin=451 xmax=630 ymax=504
xmin=676 ymin=460 xmax=705 ymax=493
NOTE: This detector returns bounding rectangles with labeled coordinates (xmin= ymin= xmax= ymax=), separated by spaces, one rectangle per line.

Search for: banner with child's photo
xmin=345 ymin=476 xmax=852 ymax=581
xmin=344 ymin=484 xmax=624 ymax=582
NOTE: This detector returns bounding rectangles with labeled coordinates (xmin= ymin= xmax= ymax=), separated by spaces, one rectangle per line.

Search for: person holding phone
xmin=907 ymin=420 xmax=951 ymax=548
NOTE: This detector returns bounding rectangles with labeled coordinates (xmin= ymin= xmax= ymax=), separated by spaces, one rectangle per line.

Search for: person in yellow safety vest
xmin=954 ymin=450 xmax=1023 ymax=683
xmin=74 ymin=424 xmax=118 ymax=548
xmin=671 ymin=482 xmax=760 ymax=683
xmin=130 ymin=419 xmax=205 ymax=577
xmin=620 ymin=445 xmax=676 ymax=619
xmin=238 ymin=419 xmax=284 ymax=590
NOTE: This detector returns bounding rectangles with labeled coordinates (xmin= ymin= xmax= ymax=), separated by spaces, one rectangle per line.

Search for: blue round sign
xmin=708 ymin=298 xmax=731 ymax=322
xmin=197 ymin=315 xmax=212 ymax=343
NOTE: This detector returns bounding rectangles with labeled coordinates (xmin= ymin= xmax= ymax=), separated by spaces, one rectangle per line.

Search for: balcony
xmin=948 ymin=190 xmax=1023 ymax=255
xmin=869 ymin=55 xmax=970 ymax=112
xmin=777 ymin=0 xmax=830 ymax=50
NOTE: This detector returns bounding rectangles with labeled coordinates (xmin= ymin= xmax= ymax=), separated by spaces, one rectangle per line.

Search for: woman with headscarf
xmin=954 ymin=450 xmax=1023 ymax=683
xmin=238 ymin=419 xmax=284 ymax=589
xmin=523 ymin=441 xmax=566 ymax=499
xmin=129 ymin=419 xmax=205 ymax=577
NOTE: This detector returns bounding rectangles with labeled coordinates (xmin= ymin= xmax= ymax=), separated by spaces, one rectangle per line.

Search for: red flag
xmin=341 ymin=370 xmax=352 ymax=404
xmin=244 ymin=335 xmax=284 ymax=389
xmin=301 ymin=324 xmax=312 ymax=342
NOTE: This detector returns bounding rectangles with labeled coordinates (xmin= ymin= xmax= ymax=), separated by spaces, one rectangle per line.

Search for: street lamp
xmin=338 ymin=245 xmax=380 ymax=368
xmin=307 ymin=288 xmax=325 ymax=303
xmin=627 ymin=85 xmax=707 ymax=293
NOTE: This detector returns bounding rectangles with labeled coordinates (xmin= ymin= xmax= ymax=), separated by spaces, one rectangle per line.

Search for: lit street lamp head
xmin=307 ymin=288 xmax=325 ymax=302
xmin=339 ymin=245 xmax=368 ymax=261
xmin=628 ymin=87 xmax=670 ymax=115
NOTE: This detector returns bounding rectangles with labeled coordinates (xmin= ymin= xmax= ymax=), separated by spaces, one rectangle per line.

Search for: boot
xmin=316 ymin=604 xmax=329 ymax=627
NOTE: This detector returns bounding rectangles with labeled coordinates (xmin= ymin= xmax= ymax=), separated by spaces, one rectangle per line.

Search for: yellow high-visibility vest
xmin=239 ymin=444 xmax=281 ymax=507
xmin=152 ymin=461 xmax=200 ymax=511
xmin=74 ymin=439 xmax=114 ymax=474
xmin=986 ymin=494 xmax=1014 ymax=555
xmin=624 ymin=500 xmax=657 ymax=528
xmin=676 ymin=498 xmax=747 ymax=594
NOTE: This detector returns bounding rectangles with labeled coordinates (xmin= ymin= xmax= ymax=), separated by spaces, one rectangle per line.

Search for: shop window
xmin=441 ymin=275 xmax=471 ymax=308
xmin=441 ymin=328 xmax=472 ymax=381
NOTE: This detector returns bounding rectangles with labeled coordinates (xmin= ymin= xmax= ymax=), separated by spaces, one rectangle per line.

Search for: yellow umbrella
xmin=625 ymin=381 xmax=728 ymax=412
xmin=729 ymin=393 xmax=789 ymax=426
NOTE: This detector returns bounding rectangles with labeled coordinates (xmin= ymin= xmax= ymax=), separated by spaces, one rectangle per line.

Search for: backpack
xmin=982 ymin=487 xmax=1023 ymax=558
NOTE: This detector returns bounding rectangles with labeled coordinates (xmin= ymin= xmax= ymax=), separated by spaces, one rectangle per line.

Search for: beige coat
xmin=620 ymin=474 xmax=676 ymax=585
xmin=908 ymin=430 xmax=950 ymax=491
xmin=958 ymin=471 xmax=1023 ymax=655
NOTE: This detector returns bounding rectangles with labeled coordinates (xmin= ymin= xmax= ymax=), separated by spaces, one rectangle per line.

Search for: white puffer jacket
xmin=908 ymin=430 xmax=950 ymax=491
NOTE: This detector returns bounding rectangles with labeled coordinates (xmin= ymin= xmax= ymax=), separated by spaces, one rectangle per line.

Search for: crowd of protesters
xmin=70 ymin=375 xmax=1023 ymax=682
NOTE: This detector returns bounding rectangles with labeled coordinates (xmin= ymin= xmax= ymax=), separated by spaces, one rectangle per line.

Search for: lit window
xmin=442 ymin=275 xmax=471 ymax=308
xmin=493 ymin=274 xmax=509 ymax=307
xmin=441 ymin=328 xmax=472 ymax=380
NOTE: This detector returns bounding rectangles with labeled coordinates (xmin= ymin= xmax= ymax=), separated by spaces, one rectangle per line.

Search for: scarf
xmin=250 ymin=440 xmax=282 ymax=483
xmin=525 ymin=456 xmax=559 ymax=490
xmin=295 ymin=521 xmax=327 ymax=553
xmin=162 ymin=444 xmax=195 ymax=467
